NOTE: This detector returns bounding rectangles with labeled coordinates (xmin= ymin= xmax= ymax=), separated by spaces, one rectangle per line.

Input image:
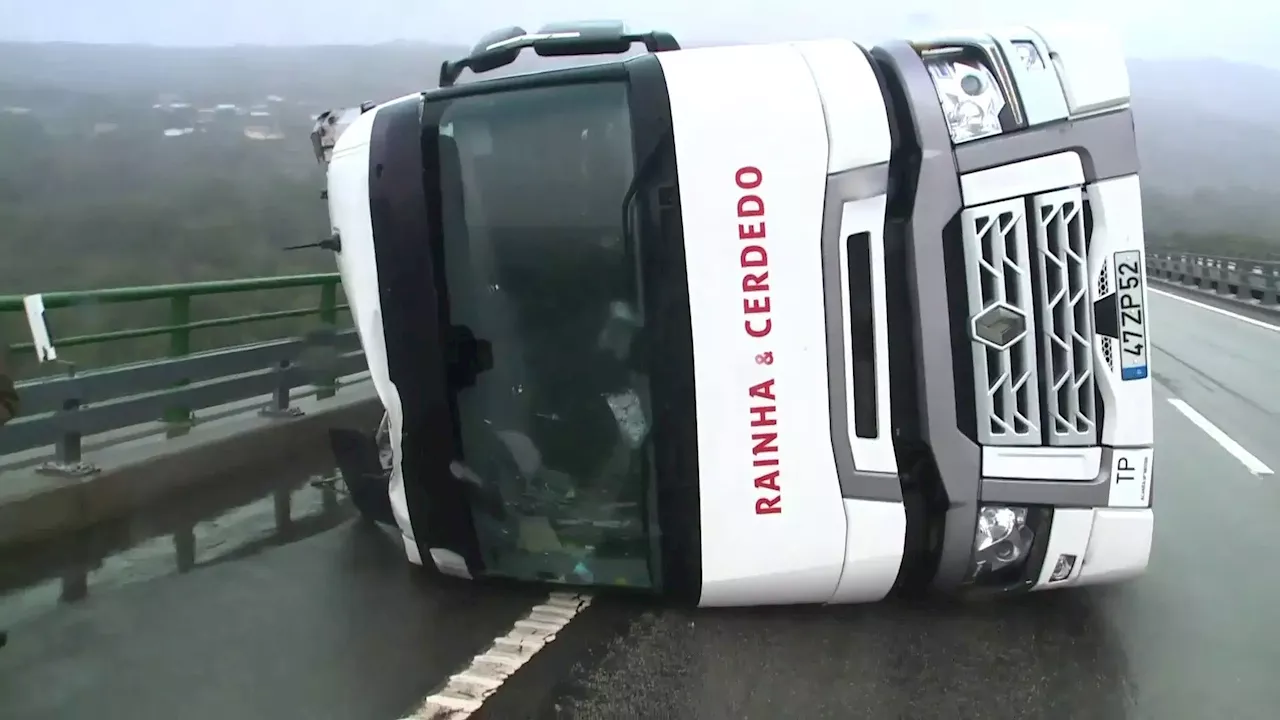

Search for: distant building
xmin=244 ymin=126 xmax=285 ymax=140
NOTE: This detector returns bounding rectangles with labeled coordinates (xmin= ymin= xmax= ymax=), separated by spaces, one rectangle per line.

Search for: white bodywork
xmin=324 ymin=100 xmax=430 ymax=569
xmin=321 ymin=25 xmax=1153 ymax=605
xmin=657 ymin=40 xmax=905 ymax=606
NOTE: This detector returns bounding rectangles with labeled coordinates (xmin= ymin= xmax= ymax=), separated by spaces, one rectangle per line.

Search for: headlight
xmin=923 ymin=53 xmax=1007 ymax=144
xmin=310 ymin=104 xmax=373 ymax=166
xmin=972 ymin=504 xmax=1036 ymax=578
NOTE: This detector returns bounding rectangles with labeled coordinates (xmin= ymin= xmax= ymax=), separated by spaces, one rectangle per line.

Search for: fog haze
xmin=4 ymin=0 xmax=1280 ymax=256
xmin=3 ymin=0 xmax=1278 ymax=68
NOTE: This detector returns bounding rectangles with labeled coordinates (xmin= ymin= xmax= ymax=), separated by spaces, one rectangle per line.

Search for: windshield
xmin=435 ymin=80 xmax=658 ymax=589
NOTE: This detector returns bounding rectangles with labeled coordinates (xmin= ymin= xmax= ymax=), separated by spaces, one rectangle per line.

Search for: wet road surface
xmin=1 ymin=287 xmax=1278 ymax=720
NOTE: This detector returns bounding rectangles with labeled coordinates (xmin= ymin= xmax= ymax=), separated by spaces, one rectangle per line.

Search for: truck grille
xmin=1030 ymin=190 xmax=1096 ymax=445
xmin=960 ymin=189 xmax=1097 ymax=448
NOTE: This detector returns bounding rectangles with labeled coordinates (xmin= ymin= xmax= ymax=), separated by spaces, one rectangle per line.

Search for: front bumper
xmin=1029 ymin=506 xmax=1153 ymax=590
xmin=969 ymin=448 xmax=1154 ymax=592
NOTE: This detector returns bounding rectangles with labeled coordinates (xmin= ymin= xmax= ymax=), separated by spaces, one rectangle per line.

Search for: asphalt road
xmin=2 ymin=286 xmax=1278 ymax=720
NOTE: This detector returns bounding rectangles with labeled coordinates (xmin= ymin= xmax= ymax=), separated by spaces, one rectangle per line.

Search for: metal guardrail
xmin=1 ymin=329 xmax=367 ymax=476
xmin=0 ymin=274 xmax=362 ymax=476
xmin=1146 ymin=252 xmax=1280 ymax=308
xmin=0 ymin=273 xmax=346 ymax=366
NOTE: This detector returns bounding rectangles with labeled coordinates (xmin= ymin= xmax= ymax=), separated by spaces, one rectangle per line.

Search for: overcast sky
xmin=3 ymin=0 xmax=1277 ymax=67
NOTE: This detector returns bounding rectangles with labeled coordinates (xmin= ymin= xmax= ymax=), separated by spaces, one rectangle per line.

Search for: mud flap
xmin=328 ymin=428 xmax=397 ymax=526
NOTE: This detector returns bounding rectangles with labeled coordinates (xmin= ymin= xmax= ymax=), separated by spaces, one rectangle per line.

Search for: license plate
xmin=1114 ymin=250 xmax=1148 ymax=381
xmin=1110 ymin=447 xmax=1153 ymax=508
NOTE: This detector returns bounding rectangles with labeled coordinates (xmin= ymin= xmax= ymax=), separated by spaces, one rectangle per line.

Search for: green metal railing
xmin=0 ymin=274 xmax=351 ymax=434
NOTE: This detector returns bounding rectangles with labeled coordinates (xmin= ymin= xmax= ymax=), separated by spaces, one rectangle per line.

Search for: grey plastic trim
xmin=980 ymin=446 xmax=1120 ymax=507
xmin=820 ymin=164 xmax=903 ymax=503
xmin=960 ymin=201 xmax=1041 ymax=447
xmin=1029 ymin=189 xmax=1098 ymax=446
xmin=953 ymin=108 xmax=1140 ymax=182
xmin=873 ymin=40 xmax=983 ymax=590
xmin=991 ymin=31 xmax=1069 ymax=127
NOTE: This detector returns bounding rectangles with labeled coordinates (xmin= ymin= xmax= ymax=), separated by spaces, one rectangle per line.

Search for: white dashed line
xmin=399 ymin=592 xmax=592 ymax=720
xmin=1149 ymin=288 xmax=1280 ymax=334
xmin=1167 ymin=398 xmax=1274 ymax=476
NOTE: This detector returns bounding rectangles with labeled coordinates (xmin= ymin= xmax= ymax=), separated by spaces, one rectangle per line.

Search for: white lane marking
xmin=1150 ymin=287 xmax=1280 ymax=335
xmin=1167 ymin=398 xmax=1274 ymax=476
xmin=400 ymin=592 xmax=592 ymax=720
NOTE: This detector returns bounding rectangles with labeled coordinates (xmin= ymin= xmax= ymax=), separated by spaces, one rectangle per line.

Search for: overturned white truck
xmin=312 ymin=22 xmax=1154 ymax=606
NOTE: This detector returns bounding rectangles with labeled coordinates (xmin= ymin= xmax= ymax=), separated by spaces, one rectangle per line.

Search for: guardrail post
xmin=36 ymin=367 xmax=101 ymax=478
xmin=1215 ymin=260 xmax=1232 ymax=297
xmin=260 ymin=359 xmax=304 ymax=418
xmin=1237 ymin=263 xmax=1256 ymax=302
xmin=274 ymin=487 xmax=294 ymax=539
xmin=320 ymin=478 xmax=340 ymax=513
xmin=57 ymin=534 xmax=99 ymax=604
xmin=173 ymin=526 xmax=196 ymax=572
xmin=59 ymin=566 xmax=90 ymax=603
xmin=164 ymin=293 xmax=194 ymax=437
xmin=316 ymin=281 xmax=339 ymax=399
xmin=1262 ymin=269 xmax=1279 ymax=306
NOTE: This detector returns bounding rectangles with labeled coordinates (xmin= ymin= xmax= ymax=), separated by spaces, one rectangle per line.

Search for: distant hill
xmin=0 ymin=42 xmax=464 ymax=108
xmin=1129 ymin=58 xmax=1280 ymax=194
xmin=1 ymin=40 xmax=1279 ymax=251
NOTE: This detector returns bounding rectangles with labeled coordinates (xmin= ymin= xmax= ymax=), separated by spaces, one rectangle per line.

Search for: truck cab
xmin=315 ymin=22 xmax=1154 ymax=606
xmin=875 ymin=31 xmax=1154 ymax=594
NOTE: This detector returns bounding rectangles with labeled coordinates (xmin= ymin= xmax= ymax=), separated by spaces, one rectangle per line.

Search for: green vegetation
xmin=0 ymin=101 xmax=342 ymax=374
xmin=0 ymin=41 xmax=1278 ymax=373
xmin=0 ymin=43 xmax=451 ymax=373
